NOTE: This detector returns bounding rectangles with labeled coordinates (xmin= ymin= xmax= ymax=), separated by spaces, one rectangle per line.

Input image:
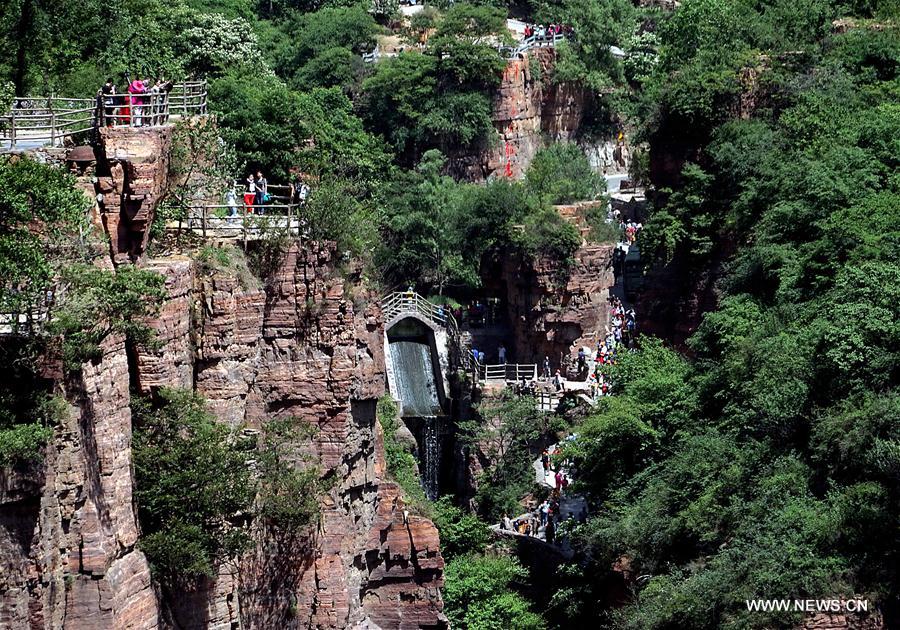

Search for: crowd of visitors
xmin=97 ymin=76 xmax=173 ymax=127
xmin=523 ymin=23 xmax=573 ymax=40
xmin=499 ymin=442 xmax=584 ymax=544
xmin=586 ymin=295 xmax=636 ymax=400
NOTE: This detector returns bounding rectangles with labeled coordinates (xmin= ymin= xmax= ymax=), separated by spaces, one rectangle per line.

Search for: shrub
xmin=48 ymin=264 xmax=166 ymax=369
xmin=432 ymin=496 xmax=491 ymax=560
xmin=444 ymin=555 xmax=545 ymax=630
xmin=256 ymin=418 xmax=322 ymax=531
xmin=377 ymin=396 xmax=432 ymax=516
xmin=526 ymin=144 xmax=604 ymax=205
xmin=0 ymin=423 xmax=54 ymax=466
xmin=133 ymin=388 xmax=254 ymax=586
xmin=515 ymin=208 xmax=582 ymax=264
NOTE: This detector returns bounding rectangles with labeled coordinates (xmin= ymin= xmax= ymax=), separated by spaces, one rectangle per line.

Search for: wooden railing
xmin=1 ymin=80 xmax=208 ymax=150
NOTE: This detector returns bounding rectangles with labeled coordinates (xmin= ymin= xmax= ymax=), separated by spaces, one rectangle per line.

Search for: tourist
xmin=127 ymin=79 xmax=146 ymax=126
xmin=244 ymin=174 xmax=257 ymax=212
xmin=100 ymin=79 xmax=117 ymax=126
xmin=472 ymin=347 xmax=480 ymax=362
xmin=545 ymin=518 xmax=555 ymax=544
xmin=540 ymin=501 xmax=549 ymax=527
xmin=553 ymin=369 xmax=563 ymax=392
xmin=225 ymin=187 xmax=238 ymax=217
xmin=478 ymin=350 xmax=485 ymax=364
xmin=541 ymin=448 xmax=550 ymax=472
xmin=498 ymin=344 xmax=507 ymax=364
xmin=543 ymin=356 xmax=551 ymax=379
xmin=255 ymin=170 xmax=268 ymax=213
xmin=577 ymin=347 xmax=586 ymax=371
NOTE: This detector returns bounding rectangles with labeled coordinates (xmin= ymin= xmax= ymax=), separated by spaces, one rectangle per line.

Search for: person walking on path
xmin=543 ymin=356 xmax=551 ymax=379
xmin=498 ymin=344 xmax=507 ymax=364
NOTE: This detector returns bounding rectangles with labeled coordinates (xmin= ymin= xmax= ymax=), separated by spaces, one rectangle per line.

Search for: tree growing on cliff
xmin=133 ymin=388 xmax=254 ymax=586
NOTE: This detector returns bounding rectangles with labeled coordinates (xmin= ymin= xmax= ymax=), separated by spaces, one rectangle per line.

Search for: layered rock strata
xmin=94 ymin=127 xmax=173 ymax=264
xmin=453 ymin=48 xmax=589 ymax=180
xmin=0 ymin=336 xmax=160 ymax=629
xmin=135 ymin=243 xmax=446 ymax=629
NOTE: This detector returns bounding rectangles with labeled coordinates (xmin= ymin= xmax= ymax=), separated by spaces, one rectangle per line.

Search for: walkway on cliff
xmin=1 ymin=80 xmax=207 ymax=151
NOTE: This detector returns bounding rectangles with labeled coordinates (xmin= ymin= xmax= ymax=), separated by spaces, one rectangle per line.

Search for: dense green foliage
xmin=134 ymin=388 xmax=321 ymax=588
xmin=461 ymin=391 xmax=562 ymax=520
xmin=6 ymin=0 xmax=900 ymax=625
xmin=0 ymin=157 xmax=89 ymax=316
xmin=359 ymin=3 xmax=508 ymax=160
xmin=553 ymin=5 xmax=900 ymax=627
xmin=525 ymin=144 xmax=604 ymax=205
xmin=48 ymin=264 xmax=166 ymax=368
xmin=444 ymin=555 xmax=545 ymax=630
xmin=0 ymin=391 xmax=64 ymax=466
xmin=0 ymin=158 xmax=163 ymax=465
xmin=377 ymin=395 xmax=432 ymax=514
xmin=133 ymin=388 xmax=255 ymax=585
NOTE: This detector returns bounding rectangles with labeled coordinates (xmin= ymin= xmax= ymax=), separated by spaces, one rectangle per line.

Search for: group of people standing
xmin=523 ymin=23 xmax=573 ymax=40
xmin=98 ymin=76 xmax=173 ymax=127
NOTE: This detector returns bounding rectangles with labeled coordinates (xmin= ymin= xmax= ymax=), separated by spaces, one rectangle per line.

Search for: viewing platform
xmin=0 ymin=80 xmax=207 ymax=151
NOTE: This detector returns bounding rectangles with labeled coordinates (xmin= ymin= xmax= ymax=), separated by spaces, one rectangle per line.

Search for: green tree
xmin=525 ymin=143 xmax=604 ymax=204
xmin=256 ymin=418 xmax=321 ymax=531
xmin=0 ymin=156 xmax=89 ymax=319
xmin=444 ymin=555 xmax=545 ymax=630
xmin=133 ymin=388 xmax=254 ymax=586
xmin=48 ymin=264 xmax=166 ymax=369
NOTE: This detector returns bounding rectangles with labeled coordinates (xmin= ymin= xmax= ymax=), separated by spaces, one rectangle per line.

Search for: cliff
xmin=135 ymin=244 xmax=446 ymax=629
xmin=452 ymin=48 xmax=590 ymax=181
xmin=0 ymin=335 xmax=160 ymax=629
xmin=486 ymin=235 xmax=616 ymax=372
xmin=1 ymin=127 xmax=445 ymax=629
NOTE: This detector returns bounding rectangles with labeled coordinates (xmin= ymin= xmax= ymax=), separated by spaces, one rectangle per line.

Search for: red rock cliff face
xmin=135 ymin=243 xmax=446 ymax=629
xmin=0 ymin=336 xmax=160 ymax=629
xmin=453 ymin=48 xmax=589 ymax=181
xmin=94 ymin=127 xmax=173 ymax=264
xmin=491 ymin=240 xmax=616 ymax=373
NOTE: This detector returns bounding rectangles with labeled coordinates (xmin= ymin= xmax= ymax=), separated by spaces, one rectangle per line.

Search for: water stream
xmin=388 ymin=339 xmax=442 ymax=417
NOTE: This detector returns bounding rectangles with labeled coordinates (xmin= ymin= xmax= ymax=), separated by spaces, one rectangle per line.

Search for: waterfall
xmin=421 ymin=416 xmax=442 ymax=500
xmin=387 ymin=335 xmax=444 ymax=498
xmin=388 ymin=339 xmax=442 ymax=417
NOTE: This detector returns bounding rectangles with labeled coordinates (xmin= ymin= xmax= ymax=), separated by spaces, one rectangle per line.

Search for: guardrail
xmin=382 ymin=291 xmax=481 ymax=377
xmin=535 ymin=391 xmax=560 ymax=412
xmin=362 ymin=32 xmax=567 ymax=64
xmin=165 ymin=203 xmax=305 ymax=242
xmin=483 ymin=363 xmax=537 ymax=382
xmin=1 ymin=80 xmax=208 ymax=150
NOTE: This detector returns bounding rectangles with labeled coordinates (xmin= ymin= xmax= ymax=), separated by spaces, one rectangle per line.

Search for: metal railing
xmin=484 ymin=363 xmax=538 ymax=382
xmin=499 ymin=32 xmax=567 ymax=59
xmin=1 ymin=96 xmax=97 ymax=149
xmin=166 ymin=203 xmax=305 ymax=242
xmin=1 ymin=80 xmax=208 ymax=150
xmin=382 ymin=290 xmax=481 ymax=377
xmin=362 ymin=32 xmax=567 ymax=64
xmin=99 ymin=91 xmax=172 ymax=127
